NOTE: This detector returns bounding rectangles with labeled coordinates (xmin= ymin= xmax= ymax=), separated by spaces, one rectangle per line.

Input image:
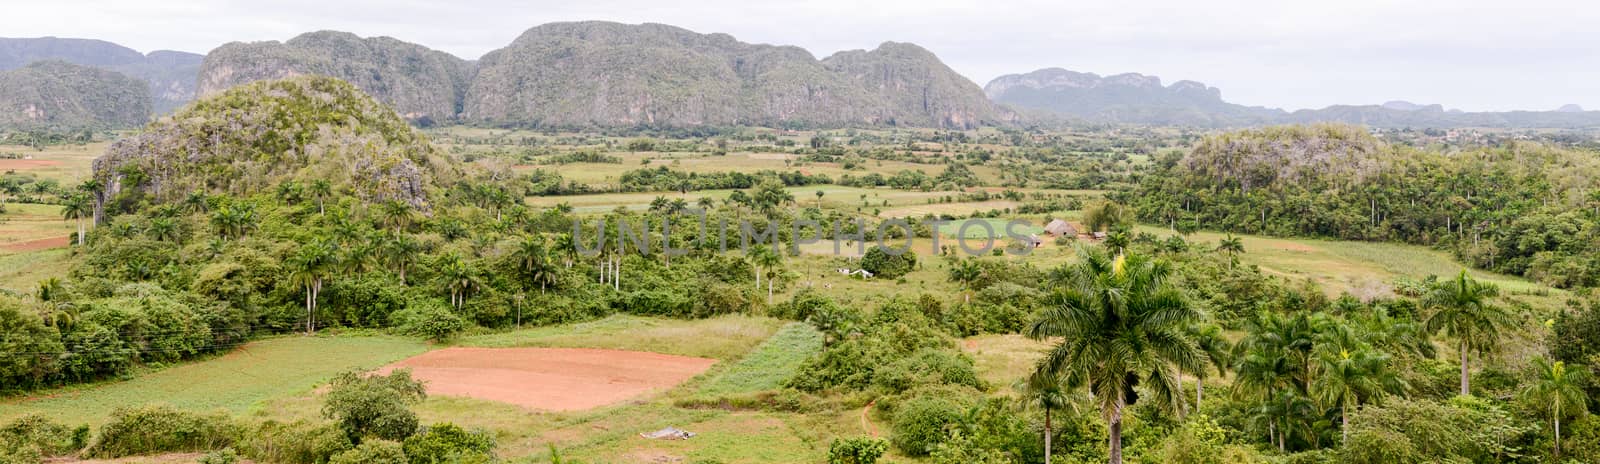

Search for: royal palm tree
xmin=147 ymin=217 xmax=178 ymax=242
xmin=516 ymin=235 xmax=557 ymax=294
xmin=1519 ymin=358 xmax=1589 ymax=458
xmin=380 ymin=232 xmax=420 ymax=285
xmin=61 ymin=194 xmax=92 ymax=245
xmin=1027 ymin=249 xmax=1206 ymax=464
xmin=1103 ymin=231 xmax=1130 ymax=254
xmin=751 ymin=246 xmax=784 ymax=303
xmin=1216 ymin=234 xmax=1245 ymax=268
xmin=1313 ymin=346 xmax=1401 ymax=443
xmin=1233 ymin=342 xmax=1297 ymax=450
xmin=440 ymin=252 xmax=477 ymax=309
xmin=1424 ymin=270 xmax=1510 ymax=396
xmin=378 ymin=200 xmax=414 ymax=233
xmin=1187 ymin=324 xmax=1232 ymax=411
xmin=183 ymin=190 xmax=210 ymax=214
xmin=945 ymin=257 xmax=983 ymax=304
xmin=1015 ymin=372 xmax=1082 ymax=464
xmin=308 ymin=179 xmax=332 ymax=215
xmin=287 ymin=239 xmax=338 ymax=334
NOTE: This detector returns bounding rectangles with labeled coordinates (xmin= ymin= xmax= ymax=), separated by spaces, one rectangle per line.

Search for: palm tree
xmin=147 ymin=217 xmax=178 ymax=242
xmin=183 ymin=190 xmax=210 ymax=214
xmin=516 ymin=235 xmax=557 ymax=294
xmin=1187 ymin=324 xmax=1232 ymax=411
xmin=378 ymin=200 xmax=414 ymax=233
xmin=1313 ymin=346 xmax=1401 ymax=443
xmin=1233 ymin=342 xmax=1297 ymax=450
xmin=61 ymin=194 xmax=92 ymax=245
xmin=1015 ymin=372 xmax=1081 ymax=464
xmin=308 ymin=179 xmax=332 ymax=215
xmin=1103 ymin=231 xmax=1130 ymax=254
xmin=380 ymin=232 xmax=420 ymax=284
xmin=945 ymin=257 xmax=982 ymax=304
xmin=1424 ymin=270 xmax=1510 ymax=396
xmin=1027 ymin=249 xmax=1207 ymax=464
xmin=287 ymin=239 xmax=338 ymax=334
xmin=751 ymin=246 xmax=784 ymax=303
xmin=695 ymin=196 xmax=715 ymax=212
xmin=440 ymin=252 xmax=477 ymax=309
xmin=1519 ymin=358 xmax=1589 ymax=458
xmin=1216 ymin=234 xmax=1244 ymax=268
xmin=815 ymin=190 xmax=825 ymax=208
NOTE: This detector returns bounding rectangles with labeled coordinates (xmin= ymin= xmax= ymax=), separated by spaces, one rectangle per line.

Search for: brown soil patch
xmin=2 ymin=235 xmax=69 ymax=252
xmin=380 ymin=347 xmax=716 ymax=411
xmin=0 ymin=159 xmax=61 ymax=170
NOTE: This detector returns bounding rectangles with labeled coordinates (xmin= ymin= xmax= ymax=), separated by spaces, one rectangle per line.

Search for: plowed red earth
xmin=379 ymin=347 xmax=716 ymax=411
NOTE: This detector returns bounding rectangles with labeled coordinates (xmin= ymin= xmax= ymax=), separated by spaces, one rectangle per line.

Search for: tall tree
xmin=1313 ymin=345 xmax=1401 ymax=443
xmin=1518 ymin=357 xmax=1589 ymax=458
xmin=1015 ymin=372 xmax=1080 ymax=464
xmin=1186 ymin=324 xmax=1232 ymax=411
xmin=945 ymin=257 xmax=983 ymax=304
xmin=1027 ymin=249 xmax=1206 ymax=464
xmin=61 ymin=194 xmax=92 ymax=246
xmin=288 ymin=239 xmax=338 ymax=334
xmin=1216 ymin=234 xmax=1244 ymax=268
xmin=1424 ymin=270 xmax=1510 ymax=396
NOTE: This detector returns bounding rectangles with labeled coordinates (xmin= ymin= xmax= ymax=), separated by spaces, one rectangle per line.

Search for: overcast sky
xmin=8 ymin=0 xmax=1597 ymax=112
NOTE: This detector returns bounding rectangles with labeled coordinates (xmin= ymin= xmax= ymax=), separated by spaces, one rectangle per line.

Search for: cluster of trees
xmin=1123 ymin=124 xmax=1600 ymax=288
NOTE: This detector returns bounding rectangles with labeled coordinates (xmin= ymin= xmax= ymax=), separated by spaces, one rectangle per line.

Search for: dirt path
xmin=1 ymin=235 xmax=69 ymax=252
xmin=861 ymin=400 xmax=879 ymax=437
xmin=379 ymin=347 xmax=716 ymax=411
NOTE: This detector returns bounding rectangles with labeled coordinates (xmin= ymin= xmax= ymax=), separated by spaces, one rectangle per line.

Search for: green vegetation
xmin=1 ymin=72 xmax=1597 ymax=464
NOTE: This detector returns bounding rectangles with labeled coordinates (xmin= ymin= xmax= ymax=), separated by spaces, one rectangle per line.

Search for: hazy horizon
xmin=8 ymin=0 xmax=1597 ymax=113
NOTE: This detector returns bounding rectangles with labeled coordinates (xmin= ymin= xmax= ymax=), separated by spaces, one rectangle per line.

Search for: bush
xmin=330 ymin=440 xmax=407 ymax=464
xmin=235 ymin=420 xmax=352 ymax=464
xmin=0 ymin=414 xmax=84 ymax=457
xmin=322 ymin=369 xmax=428 ymax=442
xmin=859 ymin=246 xmax=916 ymax=280
xmin=85 ymin=405 xmax=238 ymax=458
xmin=891 ymin=393 xmax=969 ymax=456
xmin=401 ymin=423 xmax=494 ymax=464
xmin=872 ymin=349 xmax=982 ymax=394
xmin=393 ymin=300 xmax=468 ymax=342
xmin=828 ymin=436 xmax=888 ymax=464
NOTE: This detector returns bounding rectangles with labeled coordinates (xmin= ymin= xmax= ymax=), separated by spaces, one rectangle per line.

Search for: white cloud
xmin=7 ymin=0 xmax=1597 ymax=111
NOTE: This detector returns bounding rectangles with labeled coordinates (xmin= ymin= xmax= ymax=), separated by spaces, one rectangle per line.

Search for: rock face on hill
xmin=0 ymin=60 xmax=151 ymax=129
xmin=198 ymin=31 xmax=473 ymax=124
xmin=464 ymin=21 xmax=1002 ymax=128
xmin=984 ymin=68 xmax=1282 ymax=126
xmin=93 ymin=76 xmax=458 ymax=220
xmin=0 ymin=37 xmax=203 ymax=117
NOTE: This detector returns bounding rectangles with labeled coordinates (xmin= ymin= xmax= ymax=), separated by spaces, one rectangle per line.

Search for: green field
xmin=0 ymin=335 xmax=428 ymax=425
xmin=695 ymin=322 xmax=824 ymax=396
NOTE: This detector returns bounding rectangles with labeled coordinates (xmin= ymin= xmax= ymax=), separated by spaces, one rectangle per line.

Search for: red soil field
xmin=379 ymin=347 xmax=716 ymax=411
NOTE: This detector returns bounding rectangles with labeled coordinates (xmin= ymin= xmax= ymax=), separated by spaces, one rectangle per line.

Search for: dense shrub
xmin=0 ymin=297 xmax=63 ymax=390
xmin=1340 ymin=396 xmax=1539 ymax=464
xmin=401 ymin=423 xmax=495 ymax=464
xmin=197 ymin=448 xmax=241 ymax=464
xmin=322 ymin=369 xmax=428 ymax=442
xmin=85 ymin=405 xmax=239 ymax=458
xmin=235 ymin=420 xmax=352 ymax=464
xmin=0 ymin=414 xmax=86 ymax=458
xmin=859 ymin=246 xmax=916 ymax=280
xmin=330 ymin=440 xmax=407 ymax=464
xmin=392 ymin=300 xmax=468 ymax=341
xmin=827 ymin=436 xmax=888 ymax=464
xmin=890 ymin=392 xmax=971 ymax=456
xmin=871 ymin=349 xmax=982 ymax=394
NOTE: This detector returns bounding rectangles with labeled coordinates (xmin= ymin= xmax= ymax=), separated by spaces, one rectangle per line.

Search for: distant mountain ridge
xmin=989 ymin=67 xmax=1600 ymax=128
xmin=984 ymin=68 xmax=1282 ymax=126
xmin=0 ymin=37 xmax=202 ymax=115
xmin=198 ymin=31 xmax=474 ymax=124
xmin=0 ymin=60 xmax=150 ymax=130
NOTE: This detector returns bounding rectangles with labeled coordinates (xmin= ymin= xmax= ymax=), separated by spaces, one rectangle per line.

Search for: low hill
xmin=0 ymin=60 xmax=150 ymax=130
xmin=464 ymin=21 xmax=1003 ymax=129
xmin=197 ymin=31 xmax=474 ymax=125
xmin=0 ymin=37 xmax=203 ymax=114
xmin=93 ymin=76 xmax=460 ymax=218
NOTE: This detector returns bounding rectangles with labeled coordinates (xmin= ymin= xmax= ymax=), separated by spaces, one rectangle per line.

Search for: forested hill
xmin=198 ymin=31 xmax=473 ymax=125
xmin=0 ymin=60 xmax=151 ymax=130
xmin=0 ymin=37 xmax=202 ymax=115
xmin=1121 ymin=124 xmax=1600 ymax=288
xmin=93 ymin=76 xmax=463 ymax=220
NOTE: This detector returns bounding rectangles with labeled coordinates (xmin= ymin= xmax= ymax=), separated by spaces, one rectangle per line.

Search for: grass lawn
xmin=0 ymin=202 xmax=74 ymax=250
xmin=0 ymin=141 xmax=106 ymax=183
xmin=0 ymin=335 xmax=428 ymax=426
xmin=0 ymin=248 xmax=73 ymax=293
